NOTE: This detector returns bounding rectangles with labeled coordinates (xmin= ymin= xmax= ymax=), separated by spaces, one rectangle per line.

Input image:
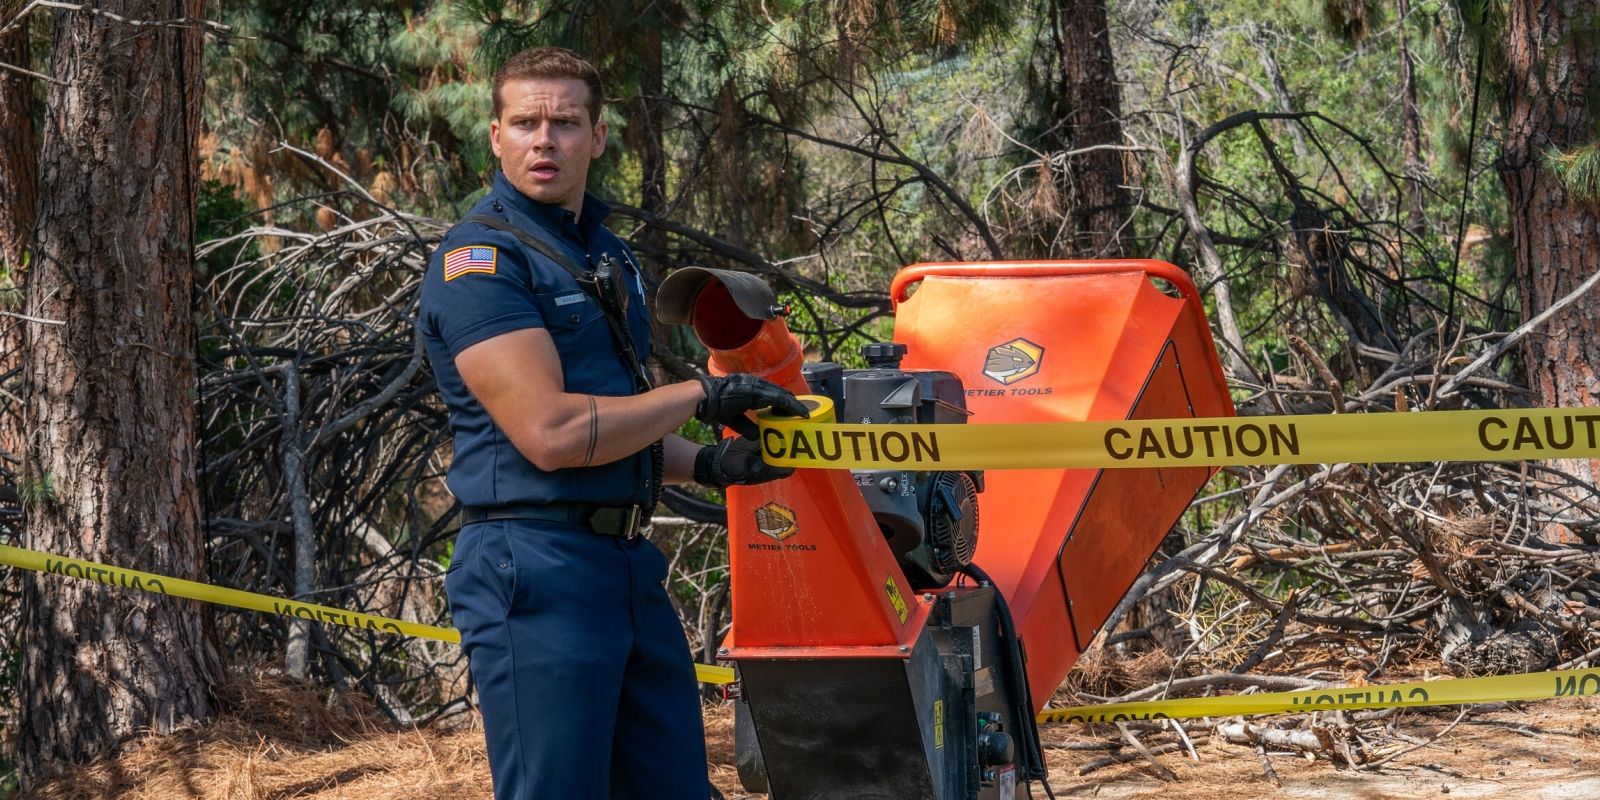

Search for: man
xmin=418 ymin=47 xmax=806 ymax=799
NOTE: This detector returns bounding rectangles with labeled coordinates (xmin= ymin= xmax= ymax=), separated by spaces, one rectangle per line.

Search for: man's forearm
xmin=520 ymin=379 xmax=702 ymax=470
xmin=662 ymin=433 xmax=701 ymax=485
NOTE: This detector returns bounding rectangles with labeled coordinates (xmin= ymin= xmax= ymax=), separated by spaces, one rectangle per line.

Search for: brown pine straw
xmin=25 ymin=667 xmax=491 ymax=800
xmin=23 ymin=666 xmax=751 ymax=800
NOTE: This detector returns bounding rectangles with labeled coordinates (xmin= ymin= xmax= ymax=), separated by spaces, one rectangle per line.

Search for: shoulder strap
xmin=460 ymin=213 xmax=662 ymax=521
xmin=460 ymin=213 xmax=589 ymax=282
xmin=460 ymin=212 xmax=652 ymax=390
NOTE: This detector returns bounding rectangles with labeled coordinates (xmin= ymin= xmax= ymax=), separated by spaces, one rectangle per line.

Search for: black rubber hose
xmin=661 ymin=486 xmax=729 ymax=526
xmin=961 ymin=563 xmax=1047 ymax=782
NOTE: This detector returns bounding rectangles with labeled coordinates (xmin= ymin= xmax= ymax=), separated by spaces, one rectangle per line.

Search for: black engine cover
xmin=802 ymin=343 xmax=983 ymax=590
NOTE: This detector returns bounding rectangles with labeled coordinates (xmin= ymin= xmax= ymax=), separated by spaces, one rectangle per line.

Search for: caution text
xmin=1105 ymin=422 xmax=1300 ymax=461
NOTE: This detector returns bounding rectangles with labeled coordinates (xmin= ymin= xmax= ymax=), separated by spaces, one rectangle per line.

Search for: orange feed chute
xmin=891 ymin=260 xmax=1234 ymax=700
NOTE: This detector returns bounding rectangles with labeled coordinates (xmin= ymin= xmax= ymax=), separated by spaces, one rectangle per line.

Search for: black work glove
xmin=694 ymin=436 xmax=794 ymax=488
xmin=694 ymin=373 xmax=810 ymax=439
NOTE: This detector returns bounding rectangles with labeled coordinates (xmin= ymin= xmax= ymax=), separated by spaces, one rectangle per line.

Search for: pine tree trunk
xmin=0 ymin=12 xmax=37 ymax=462
xmin=18 ymin=0 xmax=216 ymax=786
xmin=634 ymin=24 xmax=674 ymax=360
xmin=1501 ymin=0 xmax=1600 ymax=505
xmin=1397 ymin=0 xmax=1427 ymax=233
xmin=637 ymin=24 xmax=667 ymax=285
xmin=0 ymin=13 xmax=33 ymax=266
xmin=1054 ymin=0 xmax=1130 ymax=257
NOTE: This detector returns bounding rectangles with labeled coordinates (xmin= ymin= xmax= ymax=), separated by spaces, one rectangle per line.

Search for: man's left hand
xmin=693 ymin=436 xmax=793 ymax=488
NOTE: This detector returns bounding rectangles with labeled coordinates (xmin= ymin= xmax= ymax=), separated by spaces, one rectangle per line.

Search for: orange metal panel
xmin=722 ymin=469 xmax=932 ymax=652
xmin=1057 ymin=342 xmax=1214 ymax=650
xmin=892 ymin=260 xmax=1233 ymax=705
xmin=690 ymin=282 xmax=927 ymax=656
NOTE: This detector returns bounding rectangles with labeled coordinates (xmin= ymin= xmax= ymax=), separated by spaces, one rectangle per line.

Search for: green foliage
xmin=677 ymin=416 xmax=718 ymax=447
xmin=204 ymin=1 xmax=477 ymax=219
xmin=0 ymin=639 xmax=16 ymax=799
xmin=198 ymin=178 xmax=252 ymax=235
xmin=1452 ymin=0 xmax=1509 ymax=104
xmin=17 ymin=472 xmax=54 ymax=507
xmin=435 ymin=538 xmax=454 ymax=572
xmin=1543 ymin=143 xmax=1600 ymax=206
xmin=387 ymin=5 xmax=493 ymax=176
xmin=0 ymin=252 xmax=23 ymax=312
xmin=1456 ymin=0 xmax=1506 ymax=42
xmin=196 ymin=179 xmax=259 ymax=276
xmin=1320 ymin=0 xmax=1382 ymax=42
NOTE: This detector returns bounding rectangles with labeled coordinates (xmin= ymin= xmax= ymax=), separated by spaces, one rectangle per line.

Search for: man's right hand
xmin=694 ymin=373 xmax=809 ymax=439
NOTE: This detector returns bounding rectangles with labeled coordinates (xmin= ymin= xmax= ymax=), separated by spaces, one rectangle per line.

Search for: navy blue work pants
xmin=446 ymin=519 xmax=710 ymax=799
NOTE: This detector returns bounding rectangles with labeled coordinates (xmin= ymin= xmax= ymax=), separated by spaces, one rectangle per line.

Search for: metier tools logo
xmin=749 ymin=502 xmax=815 ymax=552
xmin=983 ymin=338 xmax=1044 ymax=385
xmin=754 ymin=503 xmax=798 ymax=541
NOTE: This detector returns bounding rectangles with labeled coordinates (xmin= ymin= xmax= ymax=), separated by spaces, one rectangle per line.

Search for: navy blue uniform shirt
xmin=420 ymin=171 xmax=653 ymax=508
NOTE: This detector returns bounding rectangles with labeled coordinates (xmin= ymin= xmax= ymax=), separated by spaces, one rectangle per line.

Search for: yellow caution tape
xmin=0 ymin=543 xmax=737 ymax=686
xmin=1036 ymin=668 xmax=1600 ymax=724
xmin=759 ymin=399 xmax=1600 ymax=470
xmin=7 ymin=544 xmax=1598 ymax=718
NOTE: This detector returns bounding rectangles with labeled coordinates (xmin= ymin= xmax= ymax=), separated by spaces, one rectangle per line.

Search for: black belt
xmin=460 ymin=502 xmax=645 ymax=540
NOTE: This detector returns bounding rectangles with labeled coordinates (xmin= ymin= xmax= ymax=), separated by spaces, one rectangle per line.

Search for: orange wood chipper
xmin=658 ymin=261 xmax=1235 ymax=800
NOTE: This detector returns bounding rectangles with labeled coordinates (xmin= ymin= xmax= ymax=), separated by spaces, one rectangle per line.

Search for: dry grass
xmin=24 ymin=666 xmax=1600 ymax=800
xmin=1053 ymin=643 xmax=1177 ymax=704
xmin=23 ymin=668 xmax=750 ymax=800
xmin=1038 ymin=695 xmax=1600 ymax=799
xmin=26 ymin=669 xmax=490 ymax=800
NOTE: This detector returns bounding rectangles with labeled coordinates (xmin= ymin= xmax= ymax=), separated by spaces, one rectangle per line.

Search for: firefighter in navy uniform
xmin=418 ymin=47 xmax=806 ymax=800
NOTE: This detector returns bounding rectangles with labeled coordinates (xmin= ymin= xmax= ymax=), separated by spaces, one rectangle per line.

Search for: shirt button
xmin=569 ymin=313 xmax=582 ymax=324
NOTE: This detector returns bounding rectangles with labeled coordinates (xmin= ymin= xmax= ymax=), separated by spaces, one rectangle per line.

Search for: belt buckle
xmin=621 ymin=505 xmax=642 ymax=540
xmin=589 ymin=505 xmax=643 ymax=539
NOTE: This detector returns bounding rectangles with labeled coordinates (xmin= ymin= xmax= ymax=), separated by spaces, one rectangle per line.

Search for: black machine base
xmin=733 ymin=586 xmax=1027 ymax=800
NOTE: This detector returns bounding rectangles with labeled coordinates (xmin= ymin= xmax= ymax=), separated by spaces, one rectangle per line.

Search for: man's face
xmin=490 ymin=77 xmax=607 ymax=214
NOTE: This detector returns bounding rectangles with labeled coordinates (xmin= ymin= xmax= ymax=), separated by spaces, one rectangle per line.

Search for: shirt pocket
xmin=533 ymin=289 xmax=625 ymax=393
xmin=535 ymin=288 xmax=604 ymax=332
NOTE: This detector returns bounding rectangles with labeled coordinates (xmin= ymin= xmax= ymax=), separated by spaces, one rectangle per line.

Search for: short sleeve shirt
xmin=419 ymin=171 xmax=653 ymax=508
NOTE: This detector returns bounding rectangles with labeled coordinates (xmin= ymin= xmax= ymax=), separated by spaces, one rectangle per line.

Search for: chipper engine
xmin=658 ymin=260 xmax=1235 ymax=799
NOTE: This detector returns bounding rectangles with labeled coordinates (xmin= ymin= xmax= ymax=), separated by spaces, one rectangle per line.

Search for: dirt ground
xmin=22 ymin=675 xmax=1600 ymax=799
xmin=1023 ymin=698 xmax=1600 ymax=800
xmin=708 ymin=697 xmax=1600 ymax=800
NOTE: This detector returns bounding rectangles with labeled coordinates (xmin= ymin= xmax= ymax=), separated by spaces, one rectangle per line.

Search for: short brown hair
xmin=492 ymin=46 xmax=604 ymax=123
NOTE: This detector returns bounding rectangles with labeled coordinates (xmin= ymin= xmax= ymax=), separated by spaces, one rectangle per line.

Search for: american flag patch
xmin=443 ymin=246 xmax=498 ymax=281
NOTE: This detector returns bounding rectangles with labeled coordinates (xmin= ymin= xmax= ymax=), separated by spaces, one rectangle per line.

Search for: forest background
xmin=3 ymin=0 xmax=1600 ymax=794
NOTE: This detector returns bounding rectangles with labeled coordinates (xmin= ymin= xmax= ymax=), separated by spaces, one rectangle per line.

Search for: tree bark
xmin=1176 ymin=134 xmax=1253 ymax=381
xmin=18 ymin=0 xmax=216 ymax=786
xmin=1 ymin=11 xmax=38 ymax=462
xmin=1249 ymin=24 xmax=1310 ymax=164
xmin=1396 ymin=0 xmax=1427 ymax=233
xmin=282 ymin=363 xmax=316 ymax=679
xmin=633 ymin=23 xmax=675 ymax=363
xmin=636 ymin=23 xmax=667 ymax=285
xmin=0 ymin=11 xmax=34 ymax=266
xmin=1053 ymin=0 xmax=1131 ymax=257
xmin=1501 ymin=0 xmax=1600 ymax=509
